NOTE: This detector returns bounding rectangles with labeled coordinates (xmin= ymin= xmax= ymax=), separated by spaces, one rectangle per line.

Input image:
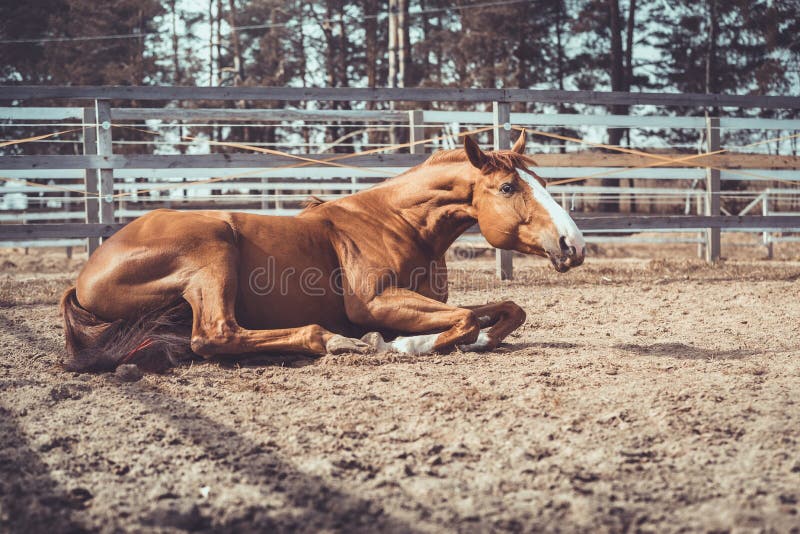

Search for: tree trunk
xmin=515 ymin=2 xmax=530 ymax=90
xmin=601 ymin=0 xmax=630 ymax=213
xmin=337 ymin=5 xmax=349 ymax=88
xmin=318 ymin=0 xmax=340 ymax=146
xmin=136 ymin=8 xmax=145 ymax=84
xmin=364 ymin=0 xmax=378 ymax=90
xmin=170 ymin=1 xmax=181 ymax=84
xmin=435 ymin=7 xmax=443 ymax=84
xmin=169 ymin=1 xmax=186 ymax=155
xmin=625 ymin=0 xmax=635 ymax=87
xmin=625 ymin=0 xmax=636 ymax=213
xmin=555 ymin=0 xmax=567 ymax=154
xmin=321 ymin=1 xmax=336 ymax=87
xmin=388 ymin=0 xmax=398 ymax=144
xmin=216 ymin=0 xmax=223 ymax=84
xmin=215 ymin=0 xmax=223 ymax=142
xmin=364 ymin=0 xmax=378 ymax=148
xmin=419 ymin=0 xmax=430 ymax=84
xmin=705 ymin=0 xmax=718 ymax=106
xmin=336 ymin=2 xmax=355 ymax=151
xmin=398 ymin=0 xmax=410 ymax=87
xmin=208 ymin=0 xmax=214 ymax=86
xmin=388 ymin=0 xmax=398 ymax=89
xmin=227 ymin=0 xmax=245 ymax=86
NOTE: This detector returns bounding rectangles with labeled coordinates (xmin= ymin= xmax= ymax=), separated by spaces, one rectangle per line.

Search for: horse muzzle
xmin=547 ymin=236 xmax=585 ymax=273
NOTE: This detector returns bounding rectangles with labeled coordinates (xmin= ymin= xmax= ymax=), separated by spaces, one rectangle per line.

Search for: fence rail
xmin=4 ymin=152 xmax=800 ymax=171
xmin=3 ymin=216 xmax=800 ymax=241
xmin=2 ymin=86 xmax=800 ymax=278
xmin=4 ymin=85 xmax=800 ymax=108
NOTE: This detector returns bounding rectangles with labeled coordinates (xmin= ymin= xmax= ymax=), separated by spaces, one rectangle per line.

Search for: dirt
xmin=1 ymin=245 xmax=799 ymax=533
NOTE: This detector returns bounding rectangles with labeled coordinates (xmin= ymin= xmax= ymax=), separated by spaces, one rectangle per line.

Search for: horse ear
xmin=511 ymin=128 xmax=527 ymax=154
xmin=463 ymin=135 xmax=487 ymax=169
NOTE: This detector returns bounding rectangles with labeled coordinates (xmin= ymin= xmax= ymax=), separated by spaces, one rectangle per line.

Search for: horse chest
xmin=384 ymin=256 xmax=449 ymax=304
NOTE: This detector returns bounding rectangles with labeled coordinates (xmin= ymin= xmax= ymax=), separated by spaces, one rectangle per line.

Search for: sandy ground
xmin=1 ymin=241 xmax=799 ymax=533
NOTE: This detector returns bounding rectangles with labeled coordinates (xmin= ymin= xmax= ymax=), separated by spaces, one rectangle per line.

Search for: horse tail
xmin=60 ymin=287 xmax=193 ymax=373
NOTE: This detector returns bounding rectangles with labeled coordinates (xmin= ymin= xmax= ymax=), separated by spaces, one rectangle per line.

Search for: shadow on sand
xmin=0 ymin=406 xmax=90 ymax=533
xmin=513 ymin=341 xmax=585 ymax=350
xmin=113 ymin=383 xmax=421 ymax=533
xmin=614 ymin=342 xmax=758 ymax=360
xmin=2 ymin=308 xmax=421 ymax=532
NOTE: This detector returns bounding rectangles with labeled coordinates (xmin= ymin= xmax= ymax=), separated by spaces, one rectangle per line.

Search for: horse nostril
xmin=559 ymin=236 xmax=570 ymax=254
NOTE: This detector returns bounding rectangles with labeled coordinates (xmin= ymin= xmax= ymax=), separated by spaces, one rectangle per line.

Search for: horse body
xmin=62 ymin=132 xmax=585 ymax=371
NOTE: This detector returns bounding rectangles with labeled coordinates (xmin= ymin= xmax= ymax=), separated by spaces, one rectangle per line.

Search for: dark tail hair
xmin=60 ymin=287 xmax=194 ymax=373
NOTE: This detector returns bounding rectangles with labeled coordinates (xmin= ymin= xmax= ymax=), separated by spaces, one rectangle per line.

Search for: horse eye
xmin=500 ymin=183 xmax=514 ymax=194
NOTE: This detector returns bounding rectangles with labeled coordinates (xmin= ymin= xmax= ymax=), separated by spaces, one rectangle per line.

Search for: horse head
xmin=464 ymin=130 xmax=585 ymax=272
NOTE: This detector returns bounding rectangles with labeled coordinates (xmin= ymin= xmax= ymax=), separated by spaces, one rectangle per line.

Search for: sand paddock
xmin=1 ymin=242 xmax=799 ymax=533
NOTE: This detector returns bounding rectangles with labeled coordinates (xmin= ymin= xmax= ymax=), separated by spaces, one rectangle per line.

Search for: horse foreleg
xmin=459 ymin=301 xmax=526 ymax=351
xmin=183 ymin=272 xmax=370 ymax=358
xmin=348 ymin=288 xmax=480 ymax=354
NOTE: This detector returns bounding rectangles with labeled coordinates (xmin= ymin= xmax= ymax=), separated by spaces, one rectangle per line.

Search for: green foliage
xmin=1 ymin=0 xmax=165 ymax=85
xmin=2 ymin=0 xmax=797 ymax=95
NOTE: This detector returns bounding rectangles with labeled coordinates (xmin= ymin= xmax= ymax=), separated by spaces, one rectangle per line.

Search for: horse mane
xmin=424 ymin=148 xmax=538 ymax=174
xmin=301 ymin=195 xmax=326 ymax=213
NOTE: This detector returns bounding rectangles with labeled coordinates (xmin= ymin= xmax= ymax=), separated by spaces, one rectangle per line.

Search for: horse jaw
xmin=526 ymin=176 xmax=586 ymax=271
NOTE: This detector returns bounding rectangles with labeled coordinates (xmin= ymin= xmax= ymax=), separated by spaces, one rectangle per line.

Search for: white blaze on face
xmin=523 ymin=171 xmax=585 ymax=254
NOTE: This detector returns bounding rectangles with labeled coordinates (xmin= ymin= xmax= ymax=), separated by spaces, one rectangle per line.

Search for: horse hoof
xmin=360 ymin=331 xmax=388 ymax=351
xmin=326 ymin=335 xmax=373 ymax=355
xmin=457 ymin=330 xmax=494 ymax=352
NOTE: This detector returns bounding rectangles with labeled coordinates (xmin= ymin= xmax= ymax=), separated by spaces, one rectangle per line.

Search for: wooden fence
xmin=1 ymin=86 xmax=800 ymax=279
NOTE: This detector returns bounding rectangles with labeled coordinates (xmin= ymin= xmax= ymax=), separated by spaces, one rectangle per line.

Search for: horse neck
xmin=374 ymin=161 xmax=477 ymax=258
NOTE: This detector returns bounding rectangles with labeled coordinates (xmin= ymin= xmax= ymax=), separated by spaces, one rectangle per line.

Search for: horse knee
xmin=190 ymin=319 xmax=240 ymax=357
xmin=299 ymin=324 xmax=330 ymax=354
xmin=457 ymin=310 xmax=481 ymax=344
xmin=503 ymin=301 xmax=526 ymax=326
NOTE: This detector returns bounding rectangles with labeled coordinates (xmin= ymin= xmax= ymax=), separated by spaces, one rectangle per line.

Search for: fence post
xmin=261 ymin=181 xmax=270 ymax=212
xmin=94 ymin=100 xmax=115 ymax=230
xmin=705 ymin=115 xmax=721 ymax=262
xmin=82 ymin=108 xmax=100 ymax=255
xmin=409 ymin=110 xmax=424 ymax=155
xmin=696 ymin=191 xmax=704 ymax=259
xmin=762 ymin=190 xmax=773 ymax=259
xmin=493 ymin=101 xmax=513 ymax=280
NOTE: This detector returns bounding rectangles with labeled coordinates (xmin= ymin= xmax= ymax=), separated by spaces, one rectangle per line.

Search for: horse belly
xmin=237 ymin=283 xmax=349 ymax=333
xmin=234 ymin=229 xmax=354 ymax=336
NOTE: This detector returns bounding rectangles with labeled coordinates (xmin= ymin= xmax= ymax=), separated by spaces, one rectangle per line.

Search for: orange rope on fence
xmin=0 ymin=124 xmax=494 ymax=198
xmin=0 ymin=176 xmax=87 ymax=195
xmin=740 ymin=132 xmax=800 ymax=149
xmin=115 ymin=125 xmax=396 ymax=176
xmin=116 ymin=123 xmax=495 ymax=164
xmin=548 ymin=150 xmax=729 ymax=186
xmin=514 ymin=126 xmax=800 ymax=187
xmin=113 ymin=166 xmax=302 ymax=199
xmin=0 ymin=128 xmax=82 ymax=148
xmin=104 ymin=124 xmax=496 ymax=199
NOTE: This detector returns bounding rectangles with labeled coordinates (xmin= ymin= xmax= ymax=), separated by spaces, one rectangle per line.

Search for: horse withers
xmin=61 ymin=130 xmax=585 ymax=371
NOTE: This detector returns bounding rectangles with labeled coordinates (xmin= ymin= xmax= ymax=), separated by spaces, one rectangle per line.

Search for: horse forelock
xmin=424 ymin=149 xmax=538 ymax=175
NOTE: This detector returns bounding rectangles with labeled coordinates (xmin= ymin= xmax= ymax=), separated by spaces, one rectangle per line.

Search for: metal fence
xmin=1 ymin=86 xmax=800 ymax=278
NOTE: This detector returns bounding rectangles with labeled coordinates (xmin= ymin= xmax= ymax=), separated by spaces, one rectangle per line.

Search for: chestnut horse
xmin=61 ymin=131 xmax=585 ymax=371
